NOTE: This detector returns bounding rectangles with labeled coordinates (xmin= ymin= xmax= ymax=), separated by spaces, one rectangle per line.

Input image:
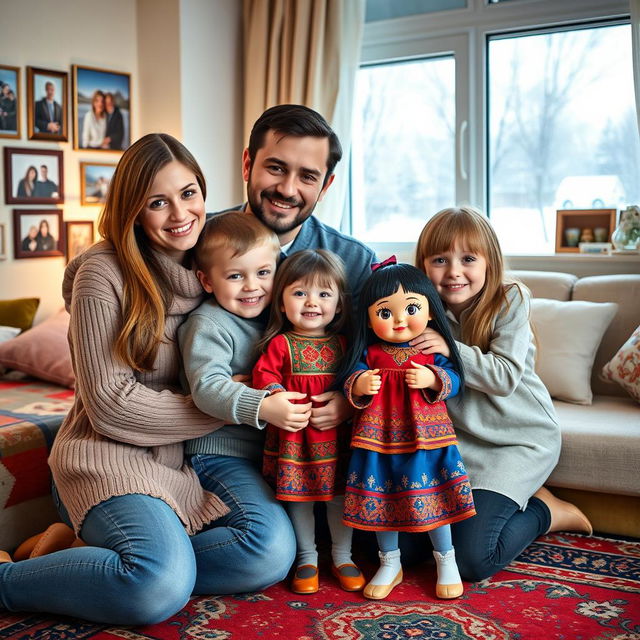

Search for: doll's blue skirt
xmin=343 ymin=445 xmax=476 ymax=532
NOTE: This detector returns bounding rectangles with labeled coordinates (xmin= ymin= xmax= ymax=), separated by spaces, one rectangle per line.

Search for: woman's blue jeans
xmin=0 ymin=455 xmax=296 ymax=625
xmin=397 ymin=488 xmax=551 ymax=581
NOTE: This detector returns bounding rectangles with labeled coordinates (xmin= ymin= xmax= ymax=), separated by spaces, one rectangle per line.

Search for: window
xmin=351 ymin=57 xmax=455 ymax=242
xmin=354 ymin=1 xmax=636 ymax=257
xmin=488 ymin=23 xmax=638 ymax=253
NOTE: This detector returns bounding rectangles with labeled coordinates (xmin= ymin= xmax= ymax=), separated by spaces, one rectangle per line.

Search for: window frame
xmin=356 ymin=0 xmax=629 ymax=260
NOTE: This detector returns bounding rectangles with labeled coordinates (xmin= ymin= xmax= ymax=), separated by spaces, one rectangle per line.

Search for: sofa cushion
xmin=572 ymin=275 xmax=640 ymax=397
xmin=509 ymin=271 xmax=576 ymax=301
xmin=0 ymin=309 xmax=74 ymax=388
xmin=530 ymin=298 xmax=617 ymax=404
xmin=601 ymin=325 xmax=640 ymax=403
xmin=547 ymin=396 xmax=640 ymax=496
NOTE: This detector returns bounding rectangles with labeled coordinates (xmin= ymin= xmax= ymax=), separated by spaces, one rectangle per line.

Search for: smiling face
xmin=197 ymin=240 xmax=277 ymax=318
xmin=368 ymin=285 xmax=431 ymax=343
xmin=136 ymin=160 xmax=205 ymax=261
xmin=423 ymin=240 xmax=487 ymax=316
xmin=92 ymin=92 xmax=104 ymax=115
xmin=281 ymin=277 xmax=341 ymax=337
xmin=243 ymin=130 xmax=334 ymax=245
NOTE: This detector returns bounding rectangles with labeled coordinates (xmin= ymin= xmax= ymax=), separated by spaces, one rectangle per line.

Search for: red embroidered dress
xmin=343 ymin=343 xmax=475 ymax=532
xmin=254 ymin=332 xmax=349 ymax=502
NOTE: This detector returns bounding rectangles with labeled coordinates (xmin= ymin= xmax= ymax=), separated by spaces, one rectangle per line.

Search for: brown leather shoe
xmin=291 ymin=564 xmax=319 ymax=594
xmin=0 ymin=550 xmax=12 ymax=563
xmin=331 ymin=563 xmax=366 ymax=591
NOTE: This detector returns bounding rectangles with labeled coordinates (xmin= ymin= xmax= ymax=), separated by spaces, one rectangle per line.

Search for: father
xmin=186 ymin=104 xmax=376 ymax=594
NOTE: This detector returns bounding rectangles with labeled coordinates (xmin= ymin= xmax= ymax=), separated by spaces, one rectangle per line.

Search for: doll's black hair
xmin=338 ymin=263 xmax=464 ymax=390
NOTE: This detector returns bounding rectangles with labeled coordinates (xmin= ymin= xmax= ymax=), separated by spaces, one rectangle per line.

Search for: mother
xmin=0 ymin=134 xmax=290 ymax=625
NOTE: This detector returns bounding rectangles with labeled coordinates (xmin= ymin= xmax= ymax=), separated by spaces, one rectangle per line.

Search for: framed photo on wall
xmin=80 ymin=162 xmax=116 ymax=205
xmin=27 ymin=66 xmax=68 ymax=141
xmin=4 ymin=147 xmax=64 ymax=205
xmin=13 ymin=209 xmax=65 ymax=259
xmin=73 ymin=65 xmax=131 ymax=151
xmin=65 ymin=220 xmax=95 ymax=263
xmin=0 ymin=64 xmax=21 ymax=139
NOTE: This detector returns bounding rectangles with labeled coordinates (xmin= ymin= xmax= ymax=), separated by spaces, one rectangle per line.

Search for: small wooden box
xmin=555 ymin=209 xmax=617 ymax=253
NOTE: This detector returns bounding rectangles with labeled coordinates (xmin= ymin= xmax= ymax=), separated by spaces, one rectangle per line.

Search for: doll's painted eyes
xmin=406 ymin=303 xmax=422 ymax=315
xmin=376 ymin=308 xmax=392 ymax=320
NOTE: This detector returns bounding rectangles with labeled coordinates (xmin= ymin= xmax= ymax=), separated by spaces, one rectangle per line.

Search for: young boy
xmin=179 ymin=211 xmax=312 ymax=465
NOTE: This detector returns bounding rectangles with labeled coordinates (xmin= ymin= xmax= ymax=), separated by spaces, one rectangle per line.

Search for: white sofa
xmin=511 ymin=271 xmax=640 ymax=536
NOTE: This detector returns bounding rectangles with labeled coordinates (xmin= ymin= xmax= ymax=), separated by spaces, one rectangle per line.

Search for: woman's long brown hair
xmin=98 ymin=133 xmax=206 ymax=371
xmin=415 ymin=206 xmax=521 ymax=352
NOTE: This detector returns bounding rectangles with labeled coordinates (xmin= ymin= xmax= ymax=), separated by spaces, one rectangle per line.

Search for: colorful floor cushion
xmin=0 ymin=377 xmax=74 ymax=550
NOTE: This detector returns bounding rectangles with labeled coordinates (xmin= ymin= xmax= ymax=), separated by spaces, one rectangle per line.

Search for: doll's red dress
xmin=343 ymin=342 xmax=475 ymax=532
xmin=253 ymin=332 xmax=349 ymax=502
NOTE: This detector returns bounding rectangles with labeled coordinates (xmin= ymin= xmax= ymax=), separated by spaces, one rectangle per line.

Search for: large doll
xmin=253 ymin=249 xmax=365 ymax=595
xmin=340 ymin=257 xmax=475 ymax=600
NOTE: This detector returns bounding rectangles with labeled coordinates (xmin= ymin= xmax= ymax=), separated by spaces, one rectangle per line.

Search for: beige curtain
xmin=243 ymin=0 xmax=365 ymax=228
xmin=632 ymin=0 xmax=640 ymax=135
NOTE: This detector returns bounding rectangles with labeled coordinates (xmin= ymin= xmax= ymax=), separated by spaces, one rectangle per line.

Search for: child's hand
xmin=232 ymin=373 xmax=251 ymax=386
xmin=259 ymin=392 xmax=311 ymax=432
xmin=406 ymin=361 xmax=438 ymax=390
xmin=353 ymin=369 xmax=381 ymax=397
xmin=410 ymin=328 xmax=451 ymax=358
xmin=309 ymin=391 xmax=354 ymax=431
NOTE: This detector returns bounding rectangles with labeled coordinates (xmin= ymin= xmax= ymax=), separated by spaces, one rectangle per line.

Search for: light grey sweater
xmin=445 ymin=285 xmax=561 ymax=508
xmin=179 ymin=299 xmax=268 ymax=462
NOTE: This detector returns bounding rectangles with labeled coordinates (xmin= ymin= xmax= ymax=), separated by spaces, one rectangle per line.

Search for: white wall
xmin=0 ymin=0 xmax=243 ymax=324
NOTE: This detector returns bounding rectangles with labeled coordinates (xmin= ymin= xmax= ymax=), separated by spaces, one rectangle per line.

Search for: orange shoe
xmin=291 ymin=564 xmax=319 ymax=594
xmin=0 ymin=550 xmax=12 ymax=563
xmin=331 ymin=563 xmax=366 ymax=592
xmin=14 ymin=523 xmax=83 ymax=560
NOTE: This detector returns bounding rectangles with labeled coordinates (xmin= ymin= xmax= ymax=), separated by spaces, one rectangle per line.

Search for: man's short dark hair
xmin=247 ymin=104 xmax=342 ymax=185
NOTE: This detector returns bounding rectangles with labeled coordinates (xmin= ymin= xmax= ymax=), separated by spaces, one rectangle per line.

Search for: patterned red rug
xmin=1 ymin=533 xmax=639 ymax=639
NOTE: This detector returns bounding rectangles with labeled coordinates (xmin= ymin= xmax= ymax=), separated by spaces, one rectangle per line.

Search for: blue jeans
xmin=188 ymin=454 xmax=296 ymax=594
xmin=0 ymin=456 xmax=296 ymax=624
xmin=397 ymin=489 xmax=551 ymax=581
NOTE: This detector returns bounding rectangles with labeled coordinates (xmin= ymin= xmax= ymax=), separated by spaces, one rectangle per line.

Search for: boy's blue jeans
xmin=0 ymin=455 xmax=296 ymax=625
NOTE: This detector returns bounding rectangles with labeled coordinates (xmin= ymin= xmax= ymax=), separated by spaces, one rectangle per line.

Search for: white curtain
xmin=631 ymin=0 xmax=640 ymax=134
xmin=242 ymin=0 xmax=365 ymax=229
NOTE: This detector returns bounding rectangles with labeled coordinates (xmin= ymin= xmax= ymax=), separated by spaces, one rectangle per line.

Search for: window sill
xmin=505 ymin=253 xmax=640 ymax=277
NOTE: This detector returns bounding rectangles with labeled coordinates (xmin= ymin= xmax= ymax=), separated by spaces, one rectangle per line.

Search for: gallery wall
xmin=0 ymin=0 xmax=243 ymax=323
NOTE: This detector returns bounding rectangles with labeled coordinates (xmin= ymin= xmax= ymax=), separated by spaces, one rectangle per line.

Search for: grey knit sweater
xmin=49 ymin=242 xmax=229 ymax=534
xmin=445 ymin=285 xmax=561 ymax=508
xmin=179 ymin=299 xmax=269 ymax=462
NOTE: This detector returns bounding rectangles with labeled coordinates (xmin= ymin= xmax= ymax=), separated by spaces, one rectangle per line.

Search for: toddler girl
xmin=253 ymin=249 xmax=365 ymax=595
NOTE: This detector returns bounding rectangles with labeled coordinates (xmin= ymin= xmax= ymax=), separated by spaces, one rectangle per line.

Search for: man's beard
xmin=248 ymin=187 xmax=318 ymax=236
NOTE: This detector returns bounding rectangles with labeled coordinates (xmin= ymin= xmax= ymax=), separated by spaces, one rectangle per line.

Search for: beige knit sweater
xmin=49 ymin=241 xmax=228 ymax=534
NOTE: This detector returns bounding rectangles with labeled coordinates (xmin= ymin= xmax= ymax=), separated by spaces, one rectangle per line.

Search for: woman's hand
xmin=258 ymin=392 xmax=311 ymax=432
xmin=405 ymin=361 xmax=438 ymax=390
xmin=309 ymin=391 xmax=354 ymax=431
xmin=353 ymin=369 xmax=381 ymax=397
xmin=410 ymin=328 xmax=450 ymax=358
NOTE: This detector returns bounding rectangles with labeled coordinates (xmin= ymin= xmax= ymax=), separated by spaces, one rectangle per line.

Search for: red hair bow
xmin=371 ymin=255 xmax=397 ymax=272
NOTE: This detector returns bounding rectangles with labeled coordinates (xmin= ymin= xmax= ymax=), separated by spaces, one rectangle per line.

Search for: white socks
xmin=326 ymin=497 xmax=354 ymax=568
xmin=370 ymin=549 xmax=402 ymax=585
xmin=433 ymin=548 xmax=463 ymax=599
